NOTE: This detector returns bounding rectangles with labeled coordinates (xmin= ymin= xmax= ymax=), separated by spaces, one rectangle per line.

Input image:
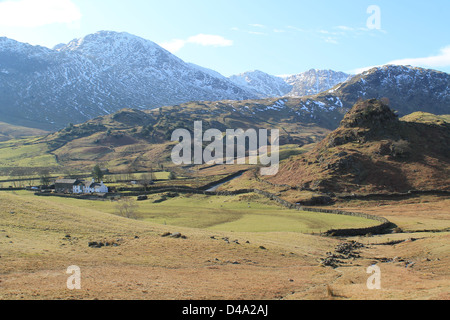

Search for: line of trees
xmin=2 ymin=163 xmax=177 ymax=189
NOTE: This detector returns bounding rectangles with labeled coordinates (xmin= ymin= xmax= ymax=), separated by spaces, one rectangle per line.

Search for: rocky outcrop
xmin=269 ymin=99 xmax=450 ymax=193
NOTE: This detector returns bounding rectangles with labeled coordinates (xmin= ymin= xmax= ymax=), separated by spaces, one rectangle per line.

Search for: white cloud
xmin=160 ymin=34 xmax=233 ymax=53
xmin=388 ymin=46 xmax=450 ymax=68
xmin=352 ymin=46 xmax=450 ymax=74
xmin=0 ymin=0 xmax=81 ymax=28
xmin=350 ymin=65 xmax=379 ymax=74
xmin=160 ymin=39 xmax=186 ymax=53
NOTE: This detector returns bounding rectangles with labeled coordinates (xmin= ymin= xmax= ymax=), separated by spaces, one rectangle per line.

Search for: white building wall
xmin=83 ymin=182 xmax=108 ymax=194
xmin=95 ymin=184 xmax=108 ymax=193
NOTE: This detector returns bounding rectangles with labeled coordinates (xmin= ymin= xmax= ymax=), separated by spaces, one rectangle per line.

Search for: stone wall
xmin=122 ymin=187 xmax=254 ymax=197
xmin=199 ymin=170 xmax=248 ymax=191
xmin=253 ymin=189 xmax=392 ymax=236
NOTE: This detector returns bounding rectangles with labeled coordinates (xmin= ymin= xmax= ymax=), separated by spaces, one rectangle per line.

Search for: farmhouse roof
xmin=55 ymin=179 xmax=78 ymax=185
xmin=85 ymin=181 xmax=102 ymax=188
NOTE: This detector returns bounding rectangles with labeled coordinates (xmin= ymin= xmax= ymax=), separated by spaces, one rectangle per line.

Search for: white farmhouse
xmin=83 ymin=179 xmax=109 ymax=194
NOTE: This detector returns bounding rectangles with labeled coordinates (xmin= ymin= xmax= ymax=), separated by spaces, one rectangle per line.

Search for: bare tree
xmin=39 ymin=169 xmax=51 ymax=187
xmin=139 ymin=172 xmax=154 ymax=191
xmin=24 ymin=174 xmax=34 ymax=187
xmin=115 ymin=198 xmax=140 ymax=219
xmin=11 ymin=168 xmax=27 ymax=188
xmin=125 ymin=165 xmax=136 ymax=182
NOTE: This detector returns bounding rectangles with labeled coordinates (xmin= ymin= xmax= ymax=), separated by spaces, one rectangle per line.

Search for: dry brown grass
xmin=0 ymin=192 xmax=448 ymax=300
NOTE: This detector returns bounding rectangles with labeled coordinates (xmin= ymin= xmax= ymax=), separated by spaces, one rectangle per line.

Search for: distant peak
xmin=365 ymin=64 xmax=441 ymax=75
xmin=53 ymin=43 xmax=66 ymax=51
xmin=66 ymin=30 xmax=137 ymax=45
xmin=58 ymin=30 xmax=162 ymax=56
xmin=235 ymin=70 xmax=270 ymax=77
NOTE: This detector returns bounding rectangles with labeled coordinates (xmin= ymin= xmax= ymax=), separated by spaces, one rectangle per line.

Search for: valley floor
xmin=0 ymin=191 xmax=448 ymax=300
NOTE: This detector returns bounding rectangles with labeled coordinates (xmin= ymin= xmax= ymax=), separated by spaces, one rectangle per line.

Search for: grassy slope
xmin=401 ymin=112 xmax=450 ymax=125
xmin=0 ymin=121 xmax=49 ymax=142
xmin=0 ymin=138 xmax=57 ymax=168
xmin=1 ymin=191 xmax=448 ymax=300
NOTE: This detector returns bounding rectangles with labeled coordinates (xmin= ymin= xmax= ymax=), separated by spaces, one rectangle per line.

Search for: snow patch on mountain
xmin=282 ymin=69 xmax=353 ymax=97
xmin=228 ymin=70 xmax=293 ymax=98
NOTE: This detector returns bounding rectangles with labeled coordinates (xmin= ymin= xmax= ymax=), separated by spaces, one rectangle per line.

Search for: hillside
xmin=40 ymin=97 xmax=345 ymax=172
xmin=268 ymin=99 xmax=450 ymax=194
xmin=3 ymin=88 xmax=450 ymax=176
xmin=0 ymin=121 xmax=48 ymax=142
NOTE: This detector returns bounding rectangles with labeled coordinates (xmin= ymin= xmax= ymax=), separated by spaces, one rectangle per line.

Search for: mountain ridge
xmin=327 ymin=65 xmax=450 ymax=116
xmin=0 ymin=31 xmax=258 ymax=130
xmin=228 ymin=69 xmax=353 ymax=99
xmin=282 ymin=69 xmax=353 ymax=97
xmin=228 ymin=70 xmax=293 ymax=98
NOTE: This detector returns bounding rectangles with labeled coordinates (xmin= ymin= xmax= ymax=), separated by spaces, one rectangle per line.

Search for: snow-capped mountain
xmin=225 ymin=65 xmax=450 ymax=132
xmin=228 ymin=69 xmax=352 ymax=98
xmin=282 ymin=69 xmax=353 ymax=97
xmin=228 ymin=70 xmax=293 ymax=98
xmin=0 ymin=31 xmax=256 ymax=130
xmin=310 ymin=65 xmax=450 ymax=116
xmin=1 ymin=31 xmax=449 ymax=131
xmin=187 ymin=62 xmax=228 ymax=80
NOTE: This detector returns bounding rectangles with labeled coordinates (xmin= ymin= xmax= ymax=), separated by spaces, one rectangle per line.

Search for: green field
xmin=0 ymin=138 xmax=58 ymax=168
xmin=10 ymin=191 xmax=380 ymax=233
xmin=145 ymin=194 xmax=379 ymax=233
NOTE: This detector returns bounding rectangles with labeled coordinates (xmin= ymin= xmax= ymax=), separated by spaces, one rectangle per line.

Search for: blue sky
xmin=0 ymin=0 xmax=449 ymax=76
